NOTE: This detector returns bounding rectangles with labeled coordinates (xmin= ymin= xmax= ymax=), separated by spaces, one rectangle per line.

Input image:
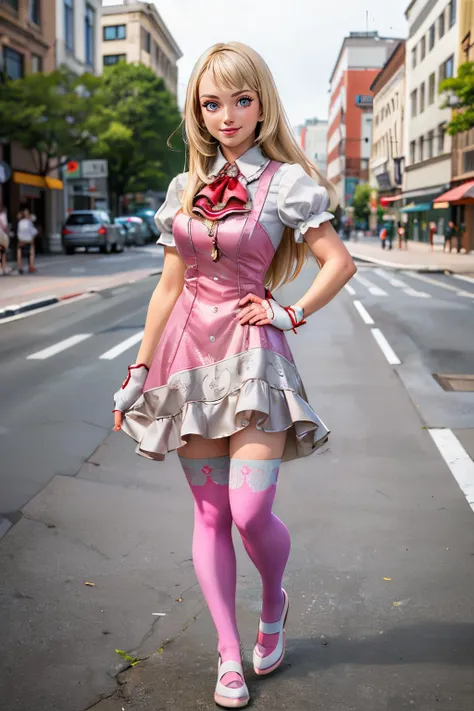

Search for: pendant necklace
xmin=204 ymin=219 xmax=220 ymax=261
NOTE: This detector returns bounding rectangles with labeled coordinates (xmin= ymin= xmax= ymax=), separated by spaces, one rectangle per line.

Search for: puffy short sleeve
xmin=154 ymin=173 xmax=187 ymax=247
xmin=277 ymin=163 xmax=334 ymax=242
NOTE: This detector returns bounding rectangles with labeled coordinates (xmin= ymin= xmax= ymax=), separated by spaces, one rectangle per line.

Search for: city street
xmin=0 ymin=259 xmax=473 ymax=710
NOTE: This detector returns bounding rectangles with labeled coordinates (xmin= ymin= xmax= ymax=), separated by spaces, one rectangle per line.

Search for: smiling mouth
xmin=221 ymin=127 xmax=240 ymax=134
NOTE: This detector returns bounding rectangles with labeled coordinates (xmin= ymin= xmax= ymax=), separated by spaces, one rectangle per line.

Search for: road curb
xmin=0 ymin=269 xmax=163 ymax=322
xmin=351 ymin=253 xmax=451 ymax=274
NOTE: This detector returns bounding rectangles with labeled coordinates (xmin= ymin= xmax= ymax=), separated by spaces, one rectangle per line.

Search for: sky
xmin=150 ymin=0 xmax=409 ymax=127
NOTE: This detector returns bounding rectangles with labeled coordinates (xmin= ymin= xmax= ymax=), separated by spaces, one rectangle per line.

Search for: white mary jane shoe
xmin=253 ymin=588 xmax=289 ymax=675
xmin=214 ymin=657 xmax=250 ymax=708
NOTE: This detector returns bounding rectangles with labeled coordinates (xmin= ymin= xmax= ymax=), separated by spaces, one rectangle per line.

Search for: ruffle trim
xmin=294 ymin=211 xmax=334 ymax=242
xmin=122 ymin=378 xmax=330 ymax=462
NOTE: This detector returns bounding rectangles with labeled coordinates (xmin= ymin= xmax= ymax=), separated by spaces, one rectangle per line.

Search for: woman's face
xmin=198 ymin=69 xmax=262 ymax=155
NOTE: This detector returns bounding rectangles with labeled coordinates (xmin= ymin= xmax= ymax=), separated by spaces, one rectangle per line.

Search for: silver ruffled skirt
xmin=122 ymin=347 xmax=329 ymax=462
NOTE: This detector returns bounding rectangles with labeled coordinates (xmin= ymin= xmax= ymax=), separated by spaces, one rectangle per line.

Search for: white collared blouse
xmin=154 ymin=144 xmax=333 ymax=250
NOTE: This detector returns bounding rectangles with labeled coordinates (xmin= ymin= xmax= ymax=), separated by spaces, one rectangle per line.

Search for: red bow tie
xmin=192 ymin=162 xmax=252 ymax=220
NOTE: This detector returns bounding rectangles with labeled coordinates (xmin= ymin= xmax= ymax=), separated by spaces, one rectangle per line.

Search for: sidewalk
xmin=346 ymin=237 xmax=474 ymax=273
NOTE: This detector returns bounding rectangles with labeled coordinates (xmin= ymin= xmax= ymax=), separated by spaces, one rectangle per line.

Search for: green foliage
xmin=92 ymin=62 xmax=184 ymax=207
xmin=0 ymin=67 xmax=107 ymax=175
xmin=352 ymin=183 xmax=372 ymax=222
xmin=440 ymin=62 xmax=474 ymax=135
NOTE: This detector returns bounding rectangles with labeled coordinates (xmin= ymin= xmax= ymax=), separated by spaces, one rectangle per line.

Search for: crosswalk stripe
xmin=402 ymin=271 xmax=474 ymax=297
xmin=99 ymin=330 xmax=145 ymax=360
xmin=402 ymin=287 xmax=431 ymax=298
xmin=344 ymin=284 xmax=356 ymax=296
xmin=352 ymin=273 xmax=388 ymax=296
xmin=374 ymin=268 xmax=431 ymax=297
xmin=27 ymin=334 xmax=92 ymax=360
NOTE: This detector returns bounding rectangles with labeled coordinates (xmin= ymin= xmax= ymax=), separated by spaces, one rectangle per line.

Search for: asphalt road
xmin=0 ymin=261 xmax=473 ymax=711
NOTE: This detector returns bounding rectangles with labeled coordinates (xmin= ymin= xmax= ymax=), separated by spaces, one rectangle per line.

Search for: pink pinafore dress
xmin=122 ymin=160 xmax=329 ymax=461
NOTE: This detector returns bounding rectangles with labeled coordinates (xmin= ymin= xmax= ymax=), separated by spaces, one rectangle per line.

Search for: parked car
xmin=114 ymin=216 xmax=148 ymax=246
xmin=61 ymin=211 xmax=124 ymax=255
xmin=132 ymin=209 xmax=160 ymax=242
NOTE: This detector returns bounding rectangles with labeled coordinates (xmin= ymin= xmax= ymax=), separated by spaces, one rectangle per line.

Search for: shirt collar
xmin=209 ymin=144 xmax=270 ymax=182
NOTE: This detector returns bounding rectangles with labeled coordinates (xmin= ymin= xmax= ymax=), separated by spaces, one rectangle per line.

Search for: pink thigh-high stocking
xmin=228 ymin=458 xmax=291 ymax=659
xmin=178 ymin=455 xmax=243 ymax=690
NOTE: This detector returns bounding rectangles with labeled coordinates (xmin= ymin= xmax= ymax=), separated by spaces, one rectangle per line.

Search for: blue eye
xmin=204 ymin=101 xmax=219 ymax=112
xmin=238 ymin=96 xmax=253 ymax=107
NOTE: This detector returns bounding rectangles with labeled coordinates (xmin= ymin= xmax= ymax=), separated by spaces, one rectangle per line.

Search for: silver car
xmin=61 ymin=210 xmax=125 ymax=255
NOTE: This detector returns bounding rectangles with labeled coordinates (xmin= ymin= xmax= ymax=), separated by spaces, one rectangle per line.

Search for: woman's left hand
xmin=237 ymin=293 xmax=272 ymax=326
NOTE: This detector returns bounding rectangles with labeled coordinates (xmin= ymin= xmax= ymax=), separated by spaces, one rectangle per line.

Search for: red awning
xmin=434 ymin=181 xmax=474 ymax=204
xmin=379 ymin=195 xmax=402 ymax=206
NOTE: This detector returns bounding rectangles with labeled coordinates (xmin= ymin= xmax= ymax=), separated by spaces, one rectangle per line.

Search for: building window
xmin=420 ymin=82 xmax=425 ymax=113
xmin=428 ymin=73 xmax=436 ymax=104
xmin=3 ymin=47 xmax=24 ymax=79
xmin=440 ymin=55 xmax=455 ymax=82
xmin=4 ymin=0 xmax=18 ymax=12
xmin=84 ymin=4 xmax=95 ymax=66
xmin=144 ymin=30 xmax=151 ymax=53
xmin=439 ymin=10 xmax=445 ymax=38
xmin=449 ymin=0 xmax=456 ymax=28
xmin=429 ymin=23 xmax=435 ymax=50
xmin=103 ymin=24 xmax=126 ymax=41
xmin=64 ymin=0 xmax=74 ymax=52
xmin=103 ymin=54 xmax=126 ymax=66
xmin=29 ymin=0 xmax=40 ymax=25
xmin=427 ymin=130 xmax=434 ymax=159
xmin=419 ymin=136 xmax=424 ymax=162
xmin=411 ymin=89 xmax=418 ymax=117
xmin=411 ymin=47 xmax=417 ymax=68
xmin=31 ymin=54 xmax=43 ymax=72
xmin=420 ymin=36 xmax=426 ymax=60
xmin=438 ymin=124 xmax=445 ymax=153
xmin=410 ymin=140 xmax=416 ymax=164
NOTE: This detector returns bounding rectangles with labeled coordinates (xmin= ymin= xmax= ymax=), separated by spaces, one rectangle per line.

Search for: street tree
xmin=0 ymin=67 xmax=108 ymax=176
xmin=92 ymin=62 xmax=184 ymax=213
xmin=440 ymin=61 xmax=474 ymax=135
xmin=352 ymin=183 xmax=372 ymax=223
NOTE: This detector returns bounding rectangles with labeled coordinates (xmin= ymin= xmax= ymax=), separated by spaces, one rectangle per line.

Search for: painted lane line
xmin=352 ymin=273 xmax=388 ymax=296
xmin=374 ymin=268 xmax=409 ymax=288
xmin=344 ymin=284 xmax=356 ymax=296
xmin=371 ymin=328 xmax=401 ymax=365
xmin=99 ymin=329 xmax=145 ymax=360
xmin=452 ymin=273 xmax=474 ymax=285
xmin=27 ymin=333 xmax=92 ymax=360
xmin=402 ymin=287 xmax=431 ymax=298
xmin=402 ymin=270 xmax=474 ymax=297
xmin=353 ymin=300 xmax=374 ymax=325
xmin=429 ymin=429 xmax=474 ymax=512
xmin=0 ymin=294 xmax=92 ymax=325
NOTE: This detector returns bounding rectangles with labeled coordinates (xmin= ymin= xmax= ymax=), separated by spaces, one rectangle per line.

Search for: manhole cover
xmin=433 ymin=374 xmax=474 ymax=392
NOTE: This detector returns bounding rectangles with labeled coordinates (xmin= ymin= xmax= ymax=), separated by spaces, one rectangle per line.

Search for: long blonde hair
xmin=180 ymin=41 xmax=338 ymax=290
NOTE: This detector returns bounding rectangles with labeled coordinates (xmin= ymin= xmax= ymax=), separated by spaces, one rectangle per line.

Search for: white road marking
xmin=0 ymin=294 xmax=92 ymax=325
xmin=99 ymin=330 xmax=144 ymax=360
xmin=27 ymin=333 xmax=92 ymax=360
xmin=429 ymin=429 xmax=474 ymax=513
xmin=352 ymin=274 xmax=388 ymax=296
xmin=453 ymin=273 xmax=474 ymax=285
xmin=402 ymin=271 xmax=474 ymax=297
xmin=344 ymin=284 xmax=356 ymax=296
xmin=353 ymin=300 xmax=374 ymax=325
xmin=374 ymin=269 xmax=431 ymax=297
xmin=371 ymin=328 xmax=401 ymax=365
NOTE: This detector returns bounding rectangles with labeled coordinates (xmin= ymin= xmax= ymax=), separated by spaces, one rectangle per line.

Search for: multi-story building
xmin=296 ymin=118 xmax=329 ymax=176
xmin=327 ymin=31 xmax=401 ymax=208
xmin=0 ymin=0 xmax=63 ymax=252
xmin=403 ymin=0 xmax=459 ymax=241
xmin=56 ymin=0 xmax=102 ymax=74
xmin=100 ymin=1 xmax=182 ymax=96
xmin=370 ymin=42 xmax=406 ymax=213
xmin=436 ymin=0 xmax=474 ymax=251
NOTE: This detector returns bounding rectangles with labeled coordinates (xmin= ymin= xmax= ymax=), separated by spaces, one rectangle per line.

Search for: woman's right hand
xmin=112 ymin=363 xmax=149 ymax=431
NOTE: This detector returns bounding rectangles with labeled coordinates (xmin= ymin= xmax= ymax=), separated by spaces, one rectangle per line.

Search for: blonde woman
xmin=113 ymin=42 xmax=356 ymax=708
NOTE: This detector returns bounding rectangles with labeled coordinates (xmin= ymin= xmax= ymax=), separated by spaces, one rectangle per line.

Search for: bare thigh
xmin=178 ymin=434 xmax=230 ymax=460
xmin=230 ymin=418 xmax=287 ymax=460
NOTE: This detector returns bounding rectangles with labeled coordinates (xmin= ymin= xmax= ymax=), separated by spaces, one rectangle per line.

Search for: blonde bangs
xmin=206 ymin=51 xmax=259 ymax=94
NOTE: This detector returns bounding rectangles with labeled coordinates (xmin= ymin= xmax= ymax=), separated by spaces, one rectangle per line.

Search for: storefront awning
xmin=433 ymin=180 xmax=474 ymax=205
xmin=380 ymin=195 xmax=403 ymax=206
xmin=13 ymin=171 xmax=63 ymax=190
xmin=400 ymin=202 xmax=432 ymax=213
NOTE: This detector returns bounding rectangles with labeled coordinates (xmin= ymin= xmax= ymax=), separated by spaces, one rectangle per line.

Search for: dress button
xmin=209 ymin=335 xmax=216 ymax=342
xmin=213 ymin=276 xmax=219 ymax=281
xmin=213 ymin=307 xmax=218 ymax=313
xmin=240 ymin=419 xmax=249 ymax=427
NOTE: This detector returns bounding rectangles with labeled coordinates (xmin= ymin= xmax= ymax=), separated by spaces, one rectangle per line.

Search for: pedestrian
xmin=444 ymin=220 xmax=454 ymax=252
xmin=429 ymin=221 xmax=436 ymax=252
xmin=112 ymin=41 xmax=356 ymax=709
xmin=379 ymin=225 xmax=387 ymax=249
xmin=386 ymin=220 xmax=395 ymax=250
xmin=0 ymin=205 xmax=10 ymax=276
xmin=16 ymin=208 xmax=38 ymax=274
xmin=456 ymin=221 xmax=465 ymax=253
